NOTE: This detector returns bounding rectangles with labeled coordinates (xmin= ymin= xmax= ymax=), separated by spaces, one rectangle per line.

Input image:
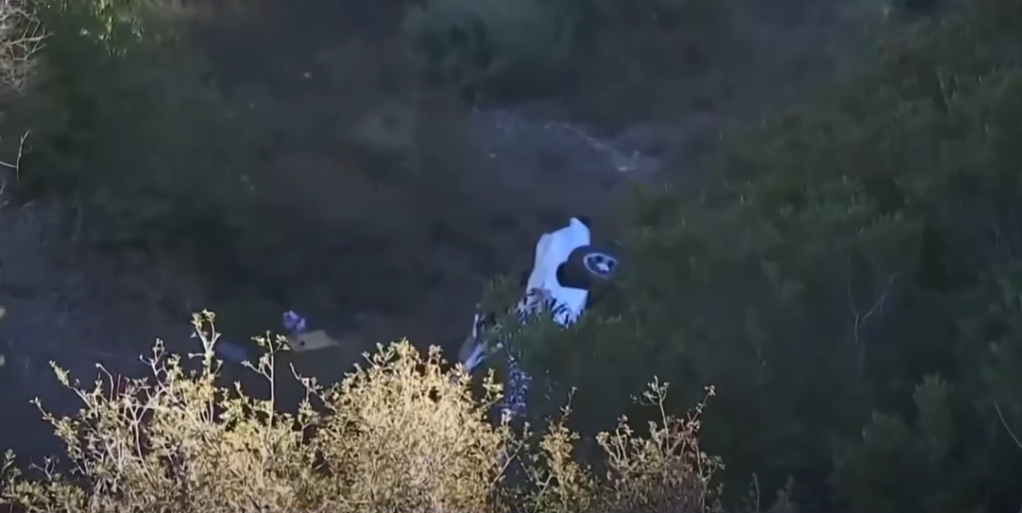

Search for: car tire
xmin=556 ymin=245 xmax=620 ymax=290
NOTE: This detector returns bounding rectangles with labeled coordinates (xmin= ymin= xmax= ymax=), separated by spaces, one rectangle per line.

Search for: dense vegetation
xmin=506 ymin=1 xmax=1022 ymax=511
xmin=2 ymin=0 xmax=1022 ymax=511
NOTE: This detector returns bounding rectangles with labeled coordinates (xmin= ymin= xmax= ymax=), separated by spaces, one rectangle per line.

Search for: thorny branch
xmin=848 ymin=273 xmax=898 ymax=374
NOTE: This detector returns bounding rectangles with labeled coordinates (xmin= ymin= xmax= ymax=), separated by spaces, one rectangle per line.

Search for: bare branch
xmin=995 ymin=400 xmax=1022 ymax=451
xmin=0 ymin=129 xmax=29 ymax=171
xmin=848 ymin=273 xmax=898 ymax=373
xmin=0 ymin=0 xmax=47 ymax=92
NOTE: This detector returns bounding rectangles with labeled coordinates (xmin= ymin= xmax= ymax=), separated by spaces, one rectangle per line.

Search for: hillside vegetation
xmin=4 ymin=0 xmax=1022 ymax=512
xmin=503 ymin=0 xmax=1022 ymax=511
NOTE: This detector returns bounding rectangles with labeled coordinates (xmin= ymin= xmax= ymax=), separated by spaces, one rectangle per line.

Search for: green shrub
xmin=568 ymin=0 xmax=740 ymax=123
xmin=7 ymin=0 xmax=259 ymax=254
xmin=400 ymin=0 xmax=740 ymax=116
xmin=492 ymin=0 xmax=1022 ymax=510
xmin=402 ymin=0 xmax=577 ymax=99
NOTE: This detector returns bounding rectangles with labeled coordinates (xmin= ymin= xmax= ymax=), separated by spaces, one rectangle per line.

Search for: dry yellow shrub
xmin=2 ymin=312 xmax=722 ymax=513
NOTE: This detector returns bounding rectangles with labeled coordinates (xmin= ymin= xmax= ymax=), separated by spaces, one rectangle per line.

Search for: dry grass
xmin=1 ymin=312 xmax=723 ymax=513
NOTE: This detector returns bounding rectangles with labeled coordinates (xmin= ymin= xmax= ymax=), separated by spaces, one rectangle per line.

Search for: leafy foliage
xmin=6 ymin=0 xmax=261 ymax=257
xmin=402 ymin=0 xmax=738 ymax=115
xmin=403 ymin=0 xmax=577 ymax=99
xmin=497 ymin=0 xmax=1022 ymax=510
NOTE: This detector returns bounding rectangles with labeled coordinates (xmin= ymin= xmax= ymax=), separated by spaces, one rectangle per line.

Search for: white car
xmin=458 ymin=217 xmax=619 ymax=418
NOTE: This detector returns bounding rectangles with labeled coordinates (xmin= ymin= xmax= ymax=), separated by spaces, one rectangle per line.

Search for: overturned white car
xmin=458 ymin=216 xmax=620 ymax=420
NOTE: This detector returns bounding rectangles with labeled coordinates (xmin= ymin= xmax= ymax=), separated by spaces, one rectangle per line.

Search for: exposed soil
xmin=0 ymin=197 xmax=196 ymax=461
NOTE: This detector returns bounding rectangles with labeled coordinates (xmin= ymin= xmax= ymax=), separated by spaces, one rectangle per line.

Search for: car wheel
xmin=557 ymin=245 xmax=620 ymax=289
